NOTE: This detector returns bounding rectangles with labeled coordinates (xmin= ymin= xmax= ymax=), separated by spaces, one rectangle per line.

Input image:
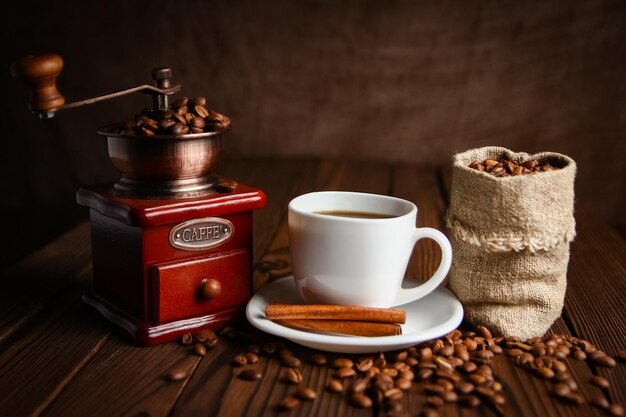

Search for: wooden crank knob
xmin=11 ymin=53 xmax=65 ymax=112
xmin=200 ymin=278 xmax=222 ymax=300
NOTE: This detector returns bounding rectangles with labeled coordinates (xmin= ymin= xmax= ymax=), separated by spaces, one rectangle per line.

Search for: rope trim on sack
xmin=445 ymin=216 xmax=576 ymax=253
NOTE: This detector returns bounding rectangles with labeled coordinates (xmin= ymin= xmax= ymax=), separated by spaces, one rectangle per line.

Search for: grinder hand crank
xmin=11 ymin=53 xmax=181 ymax=119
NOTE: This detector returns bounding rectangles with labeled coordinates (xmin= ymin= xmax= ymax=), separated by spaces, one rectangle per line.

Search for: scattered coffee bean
xmin=349 ymin=393 xmax=373 ymax=408
xmin=593 ymin=354 xmax=617 ymax=367
xmin=551 ymin=382 xmax=572 ymax=398
xmin=395 ymin=377 xmax=412 ymax=390
xmin=350 ymin=377 xmax=369 ymax=393
xmin=589 ymin=375 xmax=610 ymax=389
xmin=277 ymin=396 xmax=299 ymax=411
xmin=459 ymin=395 xmax=481 ymax=408
xmin=244 ymin=352 xmax=259 ymax=364
xmin=166 ymin=367 xmax=188 ymax=382
xmin=284 ymin=368 xmax=303 ymax=384
xmin=310 ymin=353 xmax=327 ymax=366
xmin=195 ymin=329 xmax=217 ymax=344
xmin=181 ymin=333 xmax=193 ymax=345
xmin=295 ymin=387 xmax=317 ymax=400
xmin=193 ymin=343 xmax=206 ymax=357
xmin=326 ymin=379 xmax=343 ymax=393
xmin=441 ymin=390 xmax=458 ymax=403
xmin=384 ymin=388 xmax=403 ymax=401
xmin=591 ymin=393 xmax=610 ymax=409
xmin=333 ymin=358 xmax=354 ymax=369
xmin=618 ymin=349 xmax=626 ymax=363
xmin=608 ymin=404 xmax=625 ymax=417
xmin=336 ymin=367 xmax=356 ymax=378
xmin=425 ymin=395 xmax=444 ymax=407
xmin=420 ymin=408 xmax=440 ymax=417
xmin=456 ymin=381 xmax=474 ymax=395
xmin=536 ymin=367 xmax=555 ymax=380
xmin=282 ymin=355 xmax=302 ymax=368
xmin=239 ymin=368 xmax=263 ymax=381
xmin=571 ymin=350 xmax=587 ymax=360
xmin=232 ymin=355 xmax=247 ymax=367
xmin=417 ymin=368 xmax=434 ymax=380
xmin=356 ymin=357 xmax=373 ymax=372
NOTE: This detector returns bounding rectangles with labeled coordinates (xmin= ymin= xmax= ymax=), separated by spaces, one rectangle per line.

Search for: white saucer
xmin=246 ymin=276 xmax=464 ymax=353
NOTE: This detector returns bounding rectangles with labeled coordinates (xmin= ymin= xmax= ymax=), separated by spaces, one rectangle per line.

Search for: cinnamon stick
xmin=265 ymin=304 xmax=406 ymax=324
xmin=272 ymin=319 xmax=402 ymax=337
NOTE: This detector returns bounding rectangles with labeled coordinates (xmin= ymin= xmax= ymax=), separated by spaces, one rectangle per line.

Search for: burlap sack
xmin=445 ymin=146 xmax=576 ymax=340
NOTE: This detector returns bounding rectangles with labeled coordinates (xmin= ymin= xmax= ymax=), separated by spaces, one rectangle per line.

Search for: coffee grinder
xmin=13 ymin=54 xmax=266 ymax=345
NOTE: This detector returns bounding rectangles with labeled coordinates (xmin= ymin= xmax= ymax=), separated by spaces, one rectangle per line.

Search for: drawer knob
xmin=200 ymin=279 xmax=222 ymax=299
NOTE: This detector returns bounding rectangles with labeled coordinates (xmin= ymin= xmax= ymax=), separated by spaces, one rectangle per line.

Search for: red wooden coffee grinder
xmin=13 ymin=54 xmax=266 ymax=345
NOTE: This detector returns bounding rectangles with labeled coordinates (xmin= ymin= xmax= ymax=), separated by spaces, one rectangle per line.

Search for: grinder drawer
xmin=150 ymin=249 xmax=251 ymax=323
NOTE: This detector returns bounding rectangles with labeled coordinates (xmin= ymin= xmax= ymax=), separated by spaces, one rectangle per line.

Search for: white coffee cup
xmin=288 ymin=191 xmax=452 ymax=308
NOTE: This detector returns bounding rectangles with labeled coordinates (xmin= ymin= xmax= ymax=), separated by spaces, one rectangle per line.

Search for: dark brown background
xmin=2 ymin=0 xmax=625 ymax=267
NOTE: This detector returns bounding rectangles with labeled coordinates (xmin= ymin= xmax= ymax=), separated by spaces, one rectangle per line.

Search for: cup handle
xmin=392 ymin=227 xmax=452 ymax=306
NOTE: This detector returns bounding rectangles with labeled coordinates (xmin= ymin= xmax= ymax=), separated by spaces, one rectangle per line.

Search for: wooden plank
xmin=0 ymin=222 xmax=92 ymax=345
xmin=40 ymin=335 xmax=201 ymax=417
xmin=0 ymin=290 xmax=110 ymax=417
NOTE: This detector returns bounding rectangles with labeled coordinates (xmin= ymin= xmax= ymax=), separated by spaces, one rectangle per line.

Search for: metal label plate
xmin=169 ymin=217 xmax=234 ymax=251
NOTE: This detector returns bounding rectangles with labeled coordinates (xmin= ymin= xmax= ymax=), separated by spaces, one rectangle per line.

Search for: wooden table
xmin=1 ymin=159 xmax=625 ymax=417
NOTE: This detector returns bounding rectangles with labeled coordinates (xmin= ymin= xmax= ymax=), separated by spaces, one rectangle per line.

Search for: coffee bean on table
xmin=350 ymin=378 xmax=368 ymax=393
xmin=356 ymin=357 xmax=373 ymax=372
xmin=425 ymin=395 xmax=444 ymax=408
xmin=609 ymin=404 xmax=625 ymax=417
xmin=336 ymin=367 xmax=356 ymax=378
xmin=193 ymin=343 xmax=206 ymax=357
xmin=349 ymin=393 xmax=373 ymax=408
xmin=589 ymin=375 xmax=610 ymax=389
xmin=618 ymin=349 xmax=626 ymax=363
xmin=440 ymin=390 xmax=458 ymax=403
xmin=295 ymin=387 xmax=317 ymax=400
xmin=591 ymin=393 xmax=610 ymax=410
xmin=395 ymin=378 xmax=412 ymax=390
xmin=333 ymin=358 xmax=354 ymax=368
xmin=284 ymin=368 xmax=303 ymax=384
xmin=277 ymin=396 xmax=299 ymax=411
xmin=282 ymin=355 xmax=302 ymax=368
xmin=181 ymin=333 xmax=193 ymax=345
xmin=593 ymin=354 xmax=617 ymax=367
xmin=420 ymin=408 xmax=440 ymax=417
xmin=550 ymin=382 xmax=571 ymax=398
xmin=232 ymin=355 xmax=247 ymax=367
xmin=326 ymin=379 xmax=343 ymax=393
xmin=239 ymin=368 xmax=263 ymax=381
xmin=310 ymin=353 xmax=327 ymax=365
xmin=459 ymin=395 xmax=481 ymax=408
xmin=244 ymin=352 xmax=259 ymax=364
xmin=166 ymin=367 xmax=188 ymax=382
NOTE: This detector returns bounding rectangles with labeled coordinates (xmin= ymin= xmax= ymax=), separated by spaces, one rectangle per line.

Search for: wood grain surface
xmin=0 ymin=159 xmax=625 ymax=417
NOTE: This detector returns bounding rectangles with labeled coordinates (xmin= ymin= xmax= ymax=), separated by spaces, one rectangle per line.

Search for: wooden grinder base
xmin=77 ymin=181 xmax=266 ymax=346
